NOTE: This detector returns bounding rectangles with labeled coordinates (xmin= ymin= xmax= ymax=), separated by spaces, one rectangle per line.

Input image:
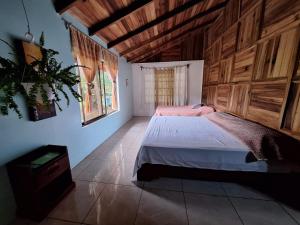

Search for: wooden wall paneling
xmin=254 ymin=27 xmax=300 ymax=81
xmin=237 ymin=3 xmax=263 ymax=50
xmin=282 ymin=82 xmax=300 ymax=135
xmin=224 ymin=0 xmax=240 ymax=29
xmin=204 ymin=48 xmax=211 ymax=65
xmin=206 ymin=27 xmax=214 ymax=49
xmin=232 ymin=46 xmax=256 ymax=82
xmin=219 ymin=57 xmax=233 ymax=84
xmin=208 ymin=63 xmax=220 ymax=85
xmin=261 ymin=11 xmax=300 ymax=39
xmin=202 ymin=87 xmax=208 ymax=104
xmin=204 ymin=27 xmax=210 ymax=50
xmin=216 ymin=84 xmax=232 ymax=110
xmin=211 ymin=11 xmax=225 ymax=44
xmin=294 ymin=47 xmax=300 ymax=79
xmin=222 ymin=24 xmax=238 ymax=59
xmin=263 ymin=0 xmax=300 ymax=29
xmin=229 ymin=83 xmax=250 ymax=117
xmin=210 ymin=39 xmax=222 ymax=64
xmin=240 ymin=0 xmax=260 ymax=16
xmin=203 ymin=63 xmax=210 ymax=86
xmin=180 ymin=32 xmax=204 ymax=60
xmin=246 ymin=79 xmax=288 ymax=129
xmin=207 ymin=85 xmax=217 ymax=105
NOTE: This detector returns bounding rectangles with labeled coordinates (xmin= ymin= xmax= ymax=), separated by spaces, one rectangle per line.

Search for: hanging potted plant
xmin=0 ymin=33 xmax=82 ymax=119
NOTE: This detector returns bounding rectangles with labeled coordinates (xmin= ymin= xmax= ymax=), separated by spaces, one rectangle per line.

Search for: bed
xmin=154 ymin=105 xmax=215 ymax=116
xmin=134 ymin=113 xmax=300 ymax=181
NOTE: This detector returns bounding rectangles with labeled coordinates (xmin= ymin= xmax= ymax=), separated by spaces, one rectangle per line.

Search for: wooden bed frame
xmin=137 ymin=163 xmax=300 ymax=208
xmin=137 ymin=163 xmax=300 ymax=183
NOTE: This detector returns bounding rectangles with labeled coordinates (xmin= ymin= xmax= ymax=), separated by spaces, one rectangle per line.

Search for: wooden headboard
xmin=202 ymin=0 xmax=300 ymax=140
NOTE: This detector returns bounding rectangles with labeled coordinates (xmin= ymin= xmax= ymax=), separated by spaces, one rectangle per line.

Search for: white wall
xmin=132 ymin=60 xmax=204 ymax=116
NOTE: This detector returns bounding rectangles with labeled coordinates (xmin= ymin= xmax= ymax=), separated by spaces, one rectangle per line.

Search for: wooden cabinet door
xmin=232 ymin=46 xmax=256 ymax=82
xmin=253 ymin=27 xmax=300 ymax=81
xmin=246 ymin=80 xmax=287 ymax=129
xmin=229 ymin=83 xmax=250 ymax=117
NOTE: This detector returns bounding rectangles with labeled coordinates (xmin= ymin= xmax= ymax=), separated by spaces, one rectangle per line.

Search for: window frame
xmin=79 ymin=63 xmax=118 ymax=127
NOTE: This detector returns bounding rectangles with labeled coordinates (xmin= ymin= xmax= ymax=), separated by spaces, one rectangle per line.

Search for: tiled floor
xmin=11 ymin=117 xmax=300 ymax=225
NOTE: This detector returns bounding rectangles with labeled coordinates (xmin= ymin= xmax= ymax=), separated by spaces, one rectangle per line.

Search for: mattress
xmin=154 ymin=105 xmax=214 ymax=116
xmin=134 ymin=116 xmax=300 ymax=175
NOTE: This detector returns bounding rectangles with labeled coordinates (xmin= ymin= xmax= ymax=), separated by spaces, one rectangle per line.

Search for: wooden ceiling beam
xmin=107 ymin=0 xmax=206 ymax=49
xmin=120 ymin=1 xmax=226 ymax=57
xmin=88 ymin=0 xmax=153 ymax=35
xmin=128 ymin=19 xmax=213 ymax=62
xmin=54 ymin=0 xmax=80 ymax=14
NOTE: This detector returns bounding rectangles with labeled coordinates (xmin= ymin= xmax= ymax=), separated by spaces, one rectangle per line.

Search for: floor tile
xmin=84 ymin=184 xmax=142 ymax=225
xmin=185 ymin=193 xmax=242 ymax=225
xmin=281 ymin=204 xmax=300 ymax=224
xmin=86 ymin=146 xmax=124 ymax=163
xmin=144 ymin=178 xmax=182 ymax=191
xmin=231 ymin=198 xmax=298 ymax=225
xmin=49 ymin=181 xmax=105 ymax=223
xmin=135 ymin=189 xmax=188 ymax=225
xmin=71 ymin=158 xmax=92 ymax=179
xmin=222 ymin=182 xmax=271 ymax=200
xmin=76 ymin=159 xmax=118 ymax=183
xmin=106 ymin=161 xmax=143 ymax=187
xmin=36 ymin=218 xmax=79 ymax=225
xmin=9 ymin=217 xmax=32 ymax=225
xmin=182 ymin=179 xmax=226 ymax=196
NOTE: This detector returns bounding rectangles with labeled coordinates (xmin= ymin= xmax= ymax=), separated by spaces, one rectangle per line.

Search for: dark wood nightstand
xmin=6 ymin=145 xmax=75 ymax=221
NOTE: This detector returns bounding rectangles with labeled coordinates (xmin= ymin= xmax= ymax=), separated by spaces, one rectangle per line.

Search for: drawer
xmin=35 ymin=155 xmax=69 ymax=190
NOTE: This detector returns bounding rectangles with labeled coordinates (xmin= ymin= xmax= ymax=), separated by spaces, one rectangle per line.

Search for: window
xmin=70 ymin=27 xmax=118 ymax=125
xmin=154 ymin=68 xmax=175 ymax=106
xmin=100 ymin=70 xmax=115 ymax=114
xmin=77 ymin=62 xmax=118 ymax=125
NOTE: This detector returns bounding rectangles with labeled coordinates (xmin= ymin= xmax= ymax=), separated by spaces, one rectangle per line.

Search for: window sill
xmin=81 ymin=110 xmax=119 ymax=127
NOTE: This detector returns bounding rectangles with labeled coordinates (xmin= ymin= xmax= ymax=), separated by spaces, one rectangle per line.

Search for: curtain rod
xmin=61 ymin=17 xmax=117 ymax=58
xmin=140 ymin=64 xmax=190 ymax=70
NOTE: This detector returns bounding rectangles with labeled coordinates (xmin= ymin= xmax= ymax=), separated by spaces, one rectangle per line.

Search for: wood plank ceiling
xmin=54 ymin=0 xmax=226 ymax=62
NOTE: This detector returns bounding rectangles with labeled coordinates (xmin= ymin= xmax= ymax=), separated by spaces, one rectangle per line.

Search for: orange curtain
xmin=102 ymin=49 xmax=118 ymax=110
xmin=70 ymin=27 xmax=101 ymax=113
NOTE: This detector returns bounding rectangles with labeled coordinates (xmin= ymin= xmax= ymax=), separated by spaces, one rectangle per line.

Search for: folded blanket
xmin=204 ymin=112 xmax=300 ymax=162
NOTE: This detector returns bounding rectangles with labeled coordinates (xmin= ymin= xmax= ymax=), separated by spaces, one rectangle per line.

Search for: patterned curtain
xmin=154 ymin=68 xmax=175 ymax=106
xmin=102 ymin=49 xmax=119 ymax=110
xmin=174 ymin=65 xmax=188 ymax=106
xmin=69 ymin=27 xmax=101 ymax=113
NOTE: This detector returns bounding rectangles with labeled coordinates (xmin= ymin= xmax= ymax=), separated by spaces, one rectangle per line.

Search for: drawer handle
xmin=46 ymin=163 xmax=60 ymax=176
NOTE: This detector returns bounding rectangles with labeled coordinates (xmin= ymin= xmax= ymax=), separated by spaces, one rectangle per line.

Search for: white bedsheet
xmin=134 ymin=116 xmax=297 ymax=175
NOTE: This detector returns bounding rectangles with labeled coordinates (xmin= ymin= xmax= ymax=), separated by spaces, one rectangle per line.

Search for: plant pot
xmin=22 ymin=82 xmax=55 ymax=103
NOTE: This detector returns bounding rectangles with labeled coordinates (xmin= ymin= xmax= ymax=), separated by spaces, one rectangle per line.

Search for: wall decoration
xmin=0 ymin=33 xmax=82 ymax=120
xmin=22 ymin=41 xmax=56 ymax=121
